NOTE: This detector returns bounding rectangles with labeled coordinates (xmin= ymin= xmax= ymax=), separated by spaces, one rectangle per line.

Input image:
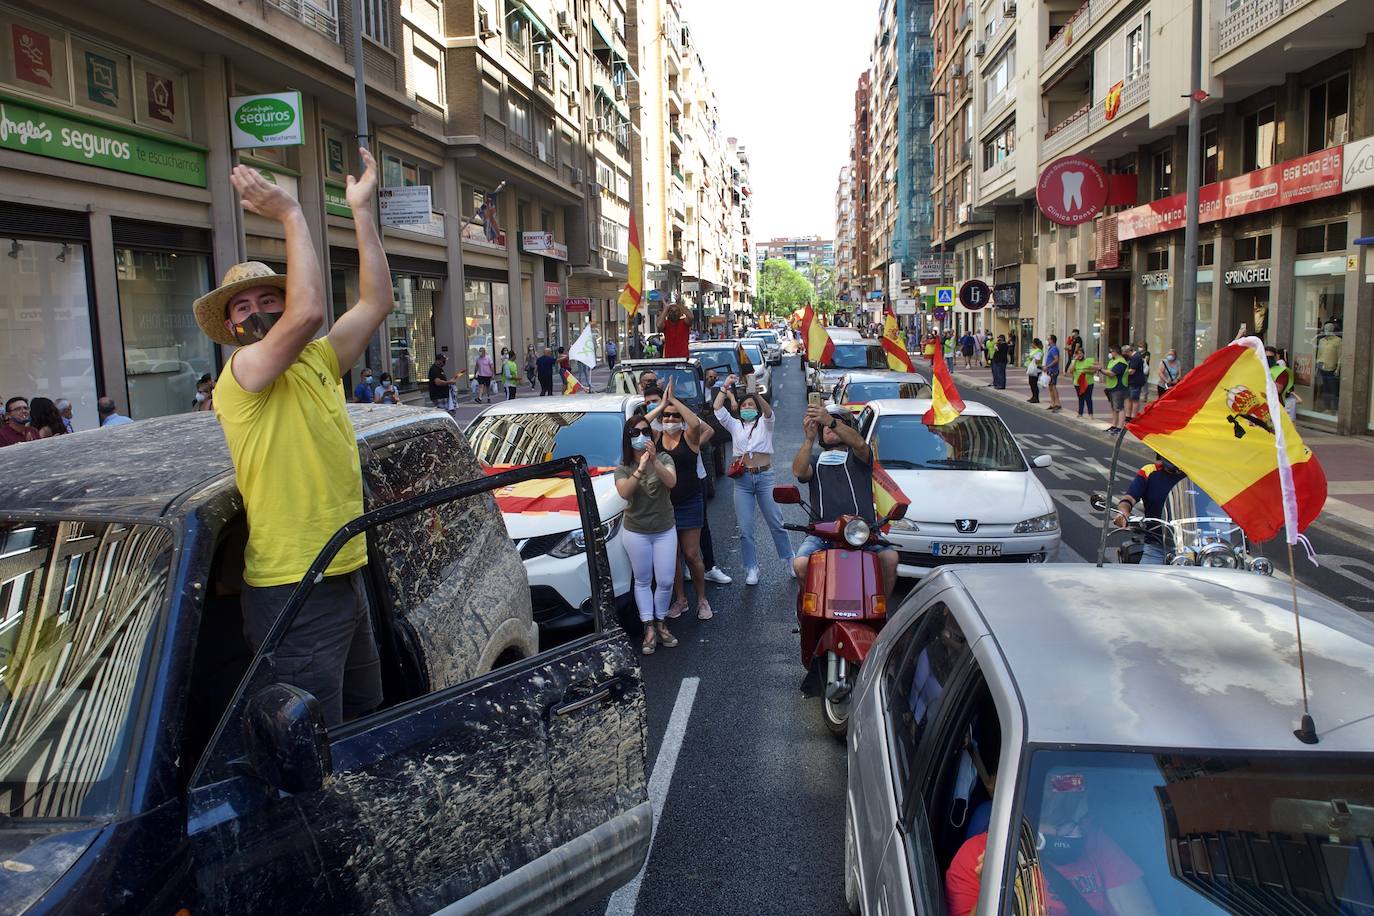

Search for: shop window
xmin=1146 ymin=249 xmax=1168 ymax=272
xmin=1242 ymin=105 xmax=1276 ymax=173
xmin=1150 ymin=148 xmax=1172 ymax=200
xmin=1233 ymin=234 xmax=1271 ymax=262
xmin=388 ymin=277 xmax=437 ymax=392
xmin=1202 ymin=129 xmax=1219 ymax=184
xmin=114 ymin=247 xmax=215 ymax=420
xmin=1306 ymin=73 xmax=1349 ymax=154
xmin=1292 ymin=258 xmax=1345 ymax=419
xmin=362 ymin=0 xmax=392 ymax=45
xmin=464 ymin=279 xmax=511 ymax=371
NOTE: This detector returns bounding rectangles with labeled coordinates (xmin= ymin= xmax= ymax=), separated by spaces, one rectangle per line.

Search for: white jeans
xmin=622 ymin=527 xmax=679 ymax=622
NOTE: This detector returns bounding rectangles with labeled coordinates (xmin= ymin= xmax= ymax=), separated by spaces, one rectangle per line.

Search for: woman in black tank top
xmin=651 ymin=380 xmax=716 ymax=620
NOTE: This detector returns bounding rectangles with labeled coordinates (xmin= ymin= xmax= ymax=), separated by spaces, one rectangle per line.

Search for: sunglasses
xmin=662 ymin=412 xmax=681 ymax=420
xmin=632 ymin=425 xmax=651 ymax=435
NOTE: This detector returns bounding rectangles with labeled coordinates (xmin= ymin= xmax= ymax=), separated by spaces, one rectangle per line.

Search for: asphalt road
xmin=604 ymin=354 xmax=1374 ymax=916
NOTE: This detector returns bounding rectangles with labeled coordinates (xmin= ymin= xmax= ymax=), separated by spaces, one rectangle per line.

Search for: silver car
xmin=845 ymin=564 xmax=1374 ymax=915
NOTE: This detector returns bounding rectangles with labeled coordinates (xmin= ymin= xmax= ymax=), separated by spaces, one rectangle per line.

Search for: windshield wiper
xmin=924 ymin=458 xmax=985 ymax=469
xmin=876 ymin=459 xmax=920 ymax=469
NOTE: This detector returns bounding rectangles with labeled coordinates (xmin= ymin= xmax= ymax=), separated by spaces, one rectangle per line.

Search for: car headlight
xmin=1013 ymin=512 xmax=1059 ymax=534
xmin=549 ymin=514 xmax=623 ymax=559
xmin=1199 ymin=542 xmax=1239 ymax=568
xmin=889 ymin=518 xmax=920 ymax=531
xmin=843 ymin=518 xmax=871 ymax=547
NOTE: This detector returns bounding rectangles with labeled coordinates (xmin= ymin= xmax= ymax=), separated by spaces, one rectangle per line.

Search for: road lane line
xmin=605 ymin=675 xmax=700 ymax=916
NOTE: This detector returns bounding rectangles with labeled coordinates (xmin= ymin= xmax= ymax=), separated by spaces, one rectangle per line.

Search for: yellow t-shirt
xmin=215 ymin=337 xmax=367 ymax=587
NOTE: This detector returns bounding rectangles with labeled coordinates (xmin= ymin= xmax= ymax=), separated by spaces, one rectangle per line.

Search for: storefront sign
xmin=378 ymin=185 xmax=433 ymax=226
xmin=564 ymin=297 xmax=592 ymax=312
xmin=918 ymin=257 xmax=952 ymax=280
xmin=683 ymin=281 xmax=700 ymax=293
xmin=0 ymin=92 xmax=206 ymax=186
xmin=521 ymin=231 xmax=569 ymax=261
xmin=1224 ymin=266 xmax=1272 ymax=287
xmin=868 ymin=290 xmax=885 ymax=300
xmin=1139 ymin=271 xmax=1170 ymax=289
xmin=228 ymin=91 xmax=303 ymax=149
xmin=892 ymin=297 xmax=918 ymax=315
xmin=959 ymin=279 xmax=991 ymax=309
xmin=1053 ymin=279 xmax=1078 ymax=294
xmin=544 ymin=281 xmax=562 ymax=304
xmin=1343 ymin=135 xmax=1374 ymax=192
xmin=993 ymin=282 xmax=1020 ymax=308
xmin=1118 ymin=145 xmax=1347 ymax=241
xmin=1037 ymin=155 xmax=1109 ymax=226
xmin=324 ymin=181 xmax=350 ymax=218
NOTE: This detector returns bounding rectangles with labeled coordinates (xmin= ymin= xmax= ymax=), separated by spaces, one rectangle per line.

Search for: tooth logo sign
xmin=1036 ymin=155 xmax=1109 ymax=226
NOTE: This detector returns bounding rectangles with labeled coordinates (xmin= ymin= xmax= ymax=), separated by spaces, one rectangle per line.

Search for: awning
xmin=591 ymin=17 xmax=615 ymax=49
xmin=593 ymin=84 xmax=629 ymax=119
xmin=1355 ymin=236 xmax=1374 ymax=245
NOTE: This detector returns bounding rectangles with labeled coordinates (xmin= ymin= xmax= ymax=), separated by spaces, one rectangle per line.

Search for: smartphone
xmin=808 ymin=392 xmax=822 ymax=408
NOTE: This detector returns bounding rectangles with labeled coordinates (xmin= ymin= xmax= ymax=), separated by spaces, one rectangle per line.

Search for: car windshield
xmin=620 ymin=367 xmax=702 ymax=402
xmin=1014 ymin=749 xmax=1374 ymax=914
xmin=0 ymin=521 xmax=174 ymax=819
xmin=466 ymin=411 xmax=625 ymax=468
xmin=870 ymin=414 xmax=1026 ymax=471
xmin=741 ymin=344 xmax=765 ymax=364
xmin=843 ymin=380 xmax=932 ymax=402
xmin=690 ymin=347 xmax=741 ymax=375
xmin=825 ymin=343 xmax=887 ymax=369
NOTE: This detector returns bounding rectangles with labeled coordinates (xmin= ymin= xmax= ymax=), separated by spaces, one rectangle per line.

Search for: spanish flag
xmin=618 ymin=210 xmax=643 ymax=318
xmin=1126 ymin=338 xmax=1327 ymax=543
xmin=564 ymin=372 xmax=584 ymax=395
xmin=801 ymin=304 xmax=835 ymax=364
xmin=881 ymin=305 xmax=916 ymax=372
xmin=872 ymin=461 xmax=911 ymax=523
xmin=1104 ymin=79 xmax=1124 ymax=121
xmin=922 ymin=341 xmax=966 ymax=426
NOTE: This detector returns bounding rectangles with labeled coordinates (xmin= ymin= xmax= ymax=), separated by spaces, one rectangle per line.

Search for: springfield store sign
xmin=0 ymin=94 xmax=206 ymax=186
xmin=229 ymin=92 xmax=304 ymax=148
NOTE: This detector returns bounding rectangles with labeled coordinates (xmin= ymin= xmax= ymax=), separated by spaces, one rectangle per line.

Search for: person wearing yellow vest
xmin=1069 ymin=342 xmax=1097 ymax=419
xmin=1265 ymin=343 xmax=1300 ymax=419
xmin=192 ymin=148 xmax=393 ymax=727
xmin=1103 ymin=344 xmax=1129 ymax=433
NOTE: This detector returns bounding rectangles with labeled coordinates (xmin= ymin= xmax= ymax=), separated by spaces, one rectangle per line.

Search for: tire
xmin=821 ymin=651 xmax=852 ymax=741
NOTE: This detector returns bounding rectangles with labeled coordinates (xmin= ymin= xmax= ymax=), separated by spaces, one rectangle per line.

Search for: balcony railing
xmin=1041 ymin=68 xmax=1149 ymax=160
xmin=265 ymin=0 xmax=338 ymax=40
xmin=1042 ymin=0 xmax=1126 ymax=72
xmin=1217 ymin=0 xmax=1316 ymax=56
xmin=982 ymin=151 xmax=1015 ymax=183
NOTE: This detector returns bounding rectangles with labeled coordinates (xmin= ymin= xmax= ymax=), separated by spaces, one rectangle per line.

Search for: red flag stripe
xmin=1127 ymin=343 xmax=1246 ymax=437
xmin=1222 ymin=456 xmax=1328 ymax=542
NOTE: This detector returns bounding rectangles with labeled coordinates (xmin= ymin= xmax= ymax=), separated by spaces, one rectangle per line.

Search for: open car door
xmin=187 ymin=457 xmax=650 ymax=915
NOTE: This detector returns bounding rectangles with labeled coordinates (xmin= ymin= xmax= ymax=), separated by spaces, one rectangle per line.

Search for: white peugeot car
xmin=856 ymin=399 xmax=1060 ymax=576
xmin=465 ymin=395 xmax=640 ymax=642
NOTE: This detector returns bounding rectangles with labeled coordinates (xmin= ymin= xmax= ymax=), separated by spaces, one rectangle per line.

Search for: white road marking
xmin=605 ymin=676 xmax=700 ymax=916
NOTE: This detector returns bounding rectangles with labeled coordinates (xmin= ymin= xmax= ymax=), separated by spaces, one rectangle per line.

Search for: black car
xmin=610 ymin=357 xmax=729 ymax=485
xmin=0 ymin=407 xmax=648 ymax=914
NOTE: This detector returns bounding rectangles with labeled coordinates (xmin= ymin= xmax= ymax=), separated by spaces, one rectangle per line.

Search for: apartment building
xmin=836 ymin=165 xmax=856 ymax=297
xmin=868 ymin=0 xmax=901 ymax=300
xmin=851 ymin=71 xmax=875 ymax=304
xmin=757 ymin=235 xmax=836 ymax=274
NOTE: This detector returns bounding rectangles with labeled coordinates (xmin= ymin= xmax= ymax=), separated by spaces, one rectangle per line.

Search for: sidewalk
xmin=933 ymin=358 xmax=1374 ymax=538
xmin=443 ymin=363 xmax=619 ymax=430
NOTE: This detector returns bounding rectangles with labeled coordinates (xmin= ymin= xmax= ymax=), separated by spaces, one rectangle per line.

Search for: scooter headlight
xmin=1169 ymin=548 xmax=1198 ymax=566
xmin=1199 ymin=543 xmax=1240 ymax=568
xmin=1248 ymin=556 xmax=1274 ymax=576
xmin=843 ymin=518 xmax=871 ymax=547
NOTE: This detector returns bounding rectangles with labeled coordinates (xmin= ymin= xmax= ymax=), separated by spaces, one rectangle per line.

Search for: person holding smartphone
xmin=714 ymin=374 xmax=793 ymax=585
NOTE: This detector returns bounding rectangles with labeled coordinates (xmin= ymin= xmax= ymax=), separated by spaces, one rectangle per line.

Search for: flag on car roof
xmin=872 ymin=461 xmax=910 ymax=523
xmin=881 ymin=305 xmax=917 ymax=372
xmin=1126 ymin=337 xmax=1327 ymax=543
xmin=801 ymin=304 xmax=834 ymax=364
xmin=564 ymin=372 xmax=584 ymax=395
xmin=618 ymin=210 xmax=643 ymax=318
xmin=922 ymin=341 xmax=965 ymax=426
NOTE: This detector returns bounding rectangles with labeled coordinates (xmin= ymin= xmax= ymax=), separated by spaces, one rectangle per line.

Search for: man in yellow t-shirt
xmin=193 ymin=149 xmax=394 ymax=727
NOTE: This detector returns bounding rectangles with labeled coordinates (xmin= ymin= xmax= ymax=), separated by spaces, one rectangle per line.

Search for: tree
xmin=806 ymin=262 xmax=839 ymax=317
xmin=757 ymin=258 xmax=814 ymax=317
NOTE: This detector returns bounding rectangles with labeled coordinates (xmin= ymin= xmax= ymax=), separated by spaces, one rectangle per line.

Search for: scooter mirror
xmin=1090 ymin=494 xmax=1108 ymax=511
xmin=773 ymin=485 xmax=801 ymax=505
xmin=886 ymin=502 xmax=908 ymax=522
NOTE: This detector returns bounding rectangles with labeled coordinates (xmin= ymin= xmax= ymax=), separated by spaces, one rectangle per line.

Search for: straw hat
xmin=192 ymin=261 xmax=287 ymax=346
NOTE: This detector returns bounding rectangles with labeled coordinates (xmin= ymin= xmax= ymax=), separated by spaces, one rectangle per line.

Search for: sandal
xmin=696 ymin=598 xmax=714 ymax=620
xmin=641 ymin=627 xmax=657 ymax=655
xmin=656 ymin=624 xmax=679 ymax=648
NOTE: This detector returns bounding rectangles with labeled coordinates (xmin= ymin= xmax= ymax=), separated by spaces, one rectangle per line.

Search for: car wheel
xmin=844 ymin=803 xmax=861 ymax=916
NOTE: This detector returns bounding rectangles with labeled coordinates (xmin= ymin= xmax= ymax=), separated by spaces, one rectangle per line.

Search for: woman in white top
xmin=714 ymin=375 xmax=794 ymax=585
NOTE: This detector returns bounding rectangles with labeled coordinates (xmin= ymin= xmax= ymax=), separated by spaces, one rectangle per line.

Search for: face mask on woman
xmin=739 ymin=408 xmax=759 ymax=422
xmin=660 ymin=421 xmax=684 ymax=433
xmin=631 ymin=433 xmax=651 ymax=451
xmin=194 ymin=391 xmax=209 ymax=403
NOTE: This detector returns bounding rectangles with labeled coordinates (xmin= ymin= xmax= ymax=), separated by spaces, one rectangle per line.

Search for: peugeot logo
xmin=955 ymin=519 xmax=979 ymax=533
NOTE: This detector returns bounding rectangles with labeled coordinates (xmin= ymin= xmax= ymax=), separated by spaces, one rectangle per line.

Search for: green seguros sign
xmin=228 ymin=91 xmax=304 ymax=149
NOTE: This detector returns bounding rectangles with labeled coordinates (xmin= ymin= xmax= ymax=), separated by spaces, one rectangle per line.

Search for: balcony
xmin=982 ymin=150 xmax=1015 ymax=183
xmin=1042 ymin=0 xmax=1129 ymax=72
xmin=265 ymin=0 xmax=338 ymax=39
xmin=1041 ymin=68 xmax=1150 ymax=160
xmin=1217 ymin=0 xmax=1316 ymax=56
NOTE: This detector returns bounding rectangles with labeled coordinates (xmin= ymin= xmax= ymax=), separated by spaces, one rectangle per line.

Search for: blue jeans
xmin=1141 ymin=542 xmax=1168 ymax=565
xmin=731 ymin=467 xmax=793 ymax=570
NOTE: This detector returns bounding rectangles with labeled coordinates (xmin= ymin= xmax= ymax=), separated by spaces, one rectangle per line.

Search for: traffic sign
xmin=647 ymin=289 xmax=663 ymax=302
xmin=959 ymin=279 xmax=992 ymax=310
xmin=935 ymin=286 xmax=956 ymax=306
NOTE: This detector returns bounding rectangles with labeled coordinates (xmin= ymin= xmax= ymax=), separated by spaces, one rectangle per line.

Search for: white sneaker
xmin=745 ymin=567 xmax=760 ymax=586
xmin=705 ymin=566 xmax=733 ymax=584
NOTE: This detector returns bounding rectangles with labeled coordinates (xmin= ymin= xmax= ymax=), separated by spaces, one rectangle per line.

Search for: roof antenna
xmin=1288 ymin=538 xmax=1318 ymax=744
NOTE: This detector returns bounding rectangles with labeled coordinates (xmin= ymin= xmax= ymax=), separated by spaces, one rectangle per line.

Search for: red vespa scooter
xmin=773 ymin=485 xmax=903 ymax=740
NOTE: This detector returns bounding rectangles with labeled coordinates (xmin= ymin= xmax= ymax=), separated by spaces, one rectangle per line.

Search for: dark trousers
xmin=538 ymin=375 xmax=553 ymax=396
xmin=1077 ymin=385 xmax=1095 ymax=416
xmin=701 ymin=509 xmax=716 ymax=570
xmin=1028 ymin=372 xmax=1041 ymax=403
xmin=991 ymin=362 xmax=1007 ymax=389
xmin=607 ymin=355 xmax=618 ymax=370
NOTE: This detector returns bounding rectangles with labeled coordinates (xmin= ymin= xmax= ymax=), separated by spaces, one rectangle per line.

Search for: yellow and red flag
xmin=922 ymin=341 xmax=966 ymax=426
xmin=1104 ymin=79 xmax=1124 ymax=121
xmin=872 ymin=461 xmax=910 ymax=522
xmin=618 ymin=210 xmax=643 ymax=318
xmin=564 ymin=372 xmax=584 ymax=395
xmin=881 ymin=305 xmax=917 ymax=372
xmin=801 ymin=304 xmax=835 ymax=364
xmin=1126 ymin=338 xmax=1327 ymax=543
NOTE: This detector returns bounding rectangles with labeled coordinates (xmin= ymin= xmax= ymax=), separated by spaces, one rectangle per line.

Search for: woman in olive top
xmin=615 ymin=413 xmax=680 ymax=655
xmin=1070 ymin=343 xmax=1096 ymax=418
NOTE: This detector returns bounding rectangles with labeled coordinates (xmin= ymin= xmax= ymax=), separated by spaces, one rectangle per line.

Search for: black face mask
xmin=1040 ymin=832 xmax=1086 ymax=864
xmin=229 ymin=309 xmax=283 ymax=345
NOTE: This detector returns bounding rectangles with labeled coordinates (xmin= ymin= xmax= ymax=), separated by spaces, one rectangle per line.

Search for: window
xmin=1296 ymin=220 xmax=1347 ymax=256
xmin=504 ymin=2 xmax=529 ymax=60
xmin=1202 ymin=128 xmax=1219 ymax=183
xmin=362 ymin=0 xmax=392 ymax=45
xmin=1150 ymin=148 xmax=1172 ymax=200
xmin=410 ymin=45 xmax=442 ymax=105
xmin=1242 ymin=105 xmax=1276 ymax=172
xmin=1126 ymin=19 xmax=1147 ymax=80
xmin=599 ymin=217 xmax=627 ymax=259
xmin=1199 ymin=242 xmax=1215 ymax=266
xmin=1306 ymin=72 xmax=1350 ymax=153
xmin=1234 ymin=233 xmax=1272 ymax=262
xmin=507 ymin=92 xmax=531 ymax=145
xmin=115 ymin=247 xmax=215 ymax=419
xmin=1146 ymin=249 xmax=1169 ymax=272
xmin=982 ymin=45 xmax=1014 ymax=109
xmin=382 ymin=152 xmax=434 ymax=189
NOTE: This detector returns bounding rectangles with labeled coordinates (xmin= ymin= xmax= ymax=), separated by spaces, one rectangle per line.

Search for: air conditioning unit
xmin=557 ymin=10 xmax=574 ymax=36
xmin=571 ymin=167 xmax=585 ymax=185
xmin=613 ymin=83 xmax=625 ymax=101
xmin=974 ymin=40 xmax=986 ymax=57
xmin=477 ymin=8 xmax=496 ymax=39
xmin=534 ymin=59 xmax=553 ymax=87
xmin=1002 ymin=0 xmax=1016 ymax=14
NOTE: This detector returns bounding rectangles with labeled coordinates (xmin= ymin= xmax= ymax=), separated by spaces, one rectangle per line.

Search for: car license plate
xmin=931 ymin=543 xmax=1002 ymax=558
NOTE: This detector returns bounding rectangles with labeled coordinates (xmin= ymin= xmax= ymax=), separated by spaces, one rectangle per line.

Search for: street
xmin=610 ymin=353 xmax=1374 ymax=916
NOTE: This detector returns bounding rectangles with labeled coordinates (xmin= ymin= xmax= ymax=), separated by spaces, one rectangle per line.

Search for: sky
xmin=682 ymin=0 xmax=874 ymax=243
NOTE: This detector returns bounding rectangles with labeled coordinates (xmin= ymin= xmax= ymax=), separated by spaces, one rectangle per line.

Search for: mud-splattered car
xmin=0 ymin=405 xmax=649 ymax=914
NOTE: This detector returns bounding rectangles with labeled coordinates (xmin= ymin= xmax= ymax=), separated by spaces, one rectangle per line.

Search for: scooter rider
xmin=791 ymin=403 xmax=899 ymax=599
xmin=1114 ymin=454 xmax=1188 ymax=564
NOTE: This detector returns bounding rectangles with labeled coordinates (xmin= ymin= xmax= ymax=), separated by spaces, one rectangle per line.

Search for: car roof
xmin=689 ymin=340 xmax=739 ymax=349
xmin=944 ymin=565 xmax=1374 ymax=752
xmin=0 ymin=405 xmax=447 ymax=520
xmin=842 ymin=371 xmax=930 ymax=384
xmin=868 ymin=398 xmax=999 ymax=417
xmin=474 ymin=394 xmax=641 ymax=416
xmin=616 ymin=358 xmax=702 ymax=369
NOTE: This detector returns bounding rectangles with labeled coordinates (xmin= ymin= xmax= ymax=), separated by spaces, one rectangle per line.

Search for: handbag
xmin=727 ymin=457 xmax=747 ymax=479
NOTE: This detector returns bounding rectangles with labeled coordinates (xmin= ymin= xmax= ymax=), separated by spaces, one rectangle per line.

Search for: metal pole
xmin=1178 ymin=0 xmax=1203 ymax=369
xmin=349 ymin=0 xmax=371 ymax=152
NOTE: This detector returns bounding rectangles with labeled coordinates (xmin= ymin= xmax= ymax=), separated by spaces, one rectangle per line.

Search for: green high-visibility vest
xmin=1104 ymin=355 xmax=1127 ymax=390
xmin=1270 ymin=363 xmax=1294 ymax=398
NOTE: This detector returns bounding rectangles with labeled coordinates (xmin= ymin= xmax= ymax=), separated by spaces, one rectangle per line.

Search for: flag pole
xmin=1096 ymin=429 xmax=1128 ymax=567
xmin=1288 ymin=540 xmax=1318 ymax=743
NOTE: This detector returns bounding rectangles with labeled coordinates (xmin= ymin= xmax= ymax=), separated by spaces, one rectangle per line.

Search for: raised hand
xmin=230 ymin=164 xmax=301 ymax=222
xmin=345 ymin=147 xmax=379 ymax=212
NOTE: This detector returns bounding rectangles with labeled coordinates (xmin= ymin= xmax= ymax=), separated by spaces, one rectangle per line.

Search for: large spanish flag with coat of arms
xmin=922 ymin=341 xmax=966 ymax=427
xmin=1126 ymin=338 xmax=1327 ymax=543
xmin=881 ymin=305 xmax=917 ymax=372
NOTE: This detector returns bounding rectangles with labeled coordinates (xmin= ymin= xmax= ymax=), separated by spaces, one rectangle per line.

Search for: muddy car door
xmin=187 ymin=458 xmax=650 ymax=914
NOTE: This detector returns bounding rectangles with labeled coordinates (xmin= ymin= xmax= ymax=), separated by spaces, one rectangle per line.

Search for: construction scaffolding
xmin=894 ymin=0 xmax=936 ymax=284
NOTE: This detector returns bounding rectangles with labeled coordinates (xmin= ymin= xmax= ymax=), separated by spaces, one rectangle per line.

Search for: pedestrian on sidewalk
xmin=373 ymin=372 xmax=400 ymax=404
xmin=1157 ymin=349 xmax=1183 ymax=398
xmin=0 ymin=397 xmax=37 ymax=447
xmin=615 ymin=413 xmax=679 ymax=656
xmin=984 ymin=333 xmax=996 ymax=367
xmin=501 ymin=350 xmax=520 ymax=400
xmin=1125 ymin=344 xmax=1148 ymax=422
xmin=427 ymin=353 xmax=454 ymax=409
xmin=1025 ymin=338 xmax=1044 ymax=404
xmin=714 ymin=377 xmax=793 ymax=585
xmin=353 ymin=367 xmax=377 ymax=404
xmin=536 ymin=347 xmax=556 ymax=396
xmin=1043 ymin=335 xmax=1063 ymax=411
xmin=974 ymin=330 xmax=987 ymax=366
xmin=1070 ymin=342 xmax=1096 ymax=419
xmin=991 ymin=335 xmax=1009 ymax=389
xmin=606 ymin=337 xmax=618 ymax=370
xmin=525 ymin=344 xmax=537 ymax=389
xmin=473 ymin=348 xmax=495 ymax=403
xmin=960 ymin=331 xmax=976 ymax=368
xmin=1103 ymin=345 xmax=1128 ymax=432
xmin=29 ymin=397 xmax=67 ymax=439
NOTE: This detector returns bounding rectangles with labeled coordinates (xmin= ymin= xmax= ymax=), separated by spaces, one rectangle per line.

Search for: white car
xmin=856 ymin=399 xmax=1060 ymax=577
xmin=739 ymin=340 xmax=772 ymax=396
xmin=807 ymin=339 xmax=890 ymax=394
xmin=465 ymin=395 xmax=640 ymax=641
xmin=746 ymin=329 xmax=783 ymax=365
xmin=829 ymin=371 xmax=931 ymax=412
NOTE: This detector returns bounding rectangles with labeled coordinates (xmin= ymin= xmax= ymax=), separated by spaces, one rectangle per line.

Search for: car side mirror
xmin=885 ymin=502 xmax=908 ymax=522
xmin=773 ymin=485 xmax=801 ymax=504
xmin=1032 ymin=454 xmax=1053 ymax=468
xmin=243 ymin=683 xmax=331 ymax=795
